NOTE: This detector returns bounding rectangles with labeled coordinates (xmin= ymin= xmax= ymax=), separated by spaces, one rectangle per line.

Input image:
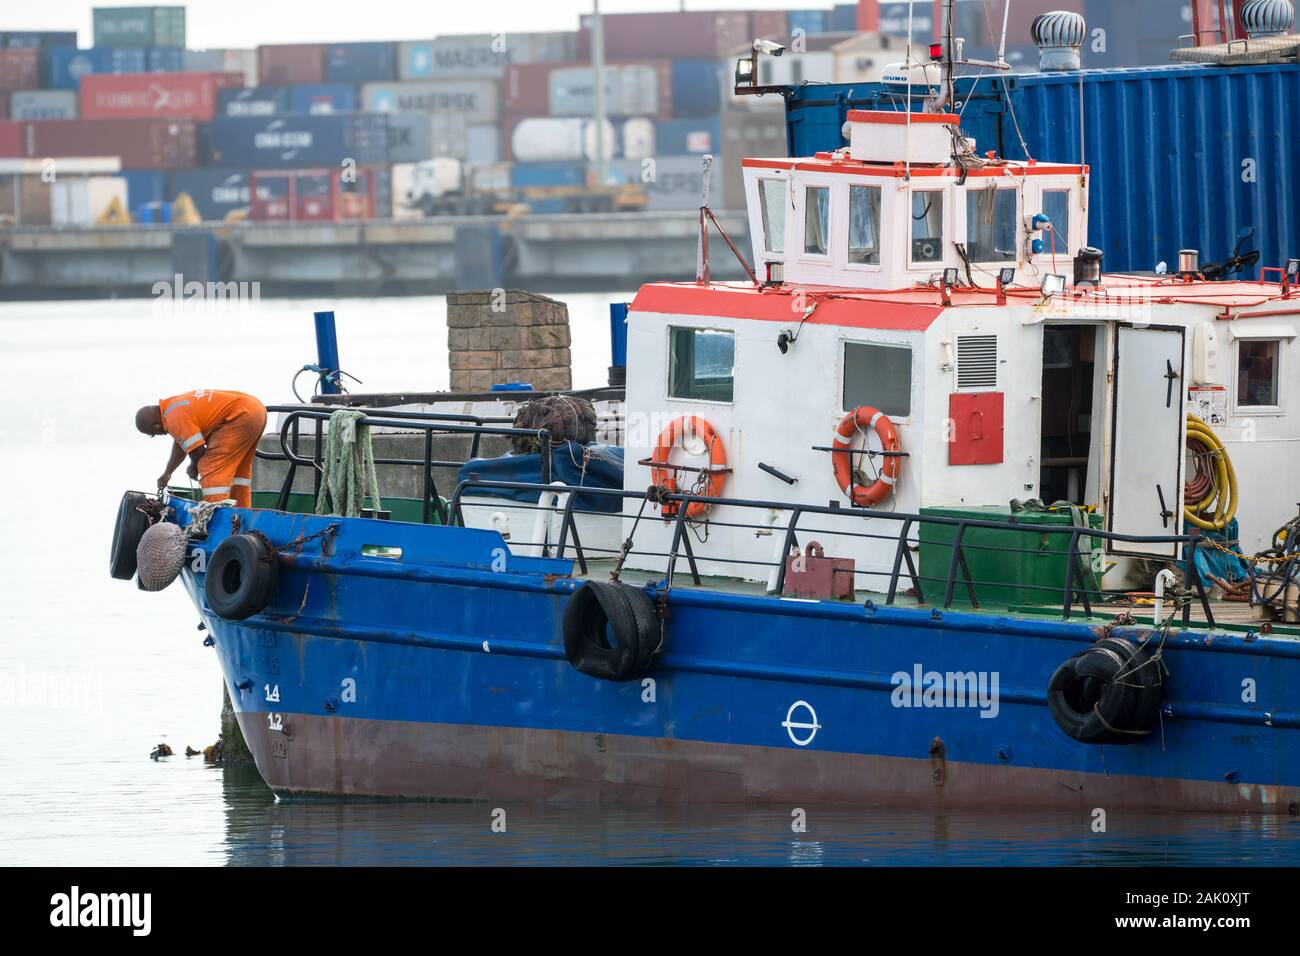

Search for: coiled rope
xmin=315 ymin=409 xmax=382 ymax=519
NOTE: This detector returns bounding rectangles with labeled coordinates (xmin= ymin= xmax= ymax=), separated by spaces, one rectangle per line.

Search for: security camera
xmin=753 ymin=39 xmax=786 ymax=56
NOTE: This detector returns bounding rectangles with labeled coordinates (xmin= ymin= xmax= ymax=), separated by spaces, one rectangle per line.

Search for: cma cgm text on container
xmin=203 ymin=114 xmax=389 ymax=168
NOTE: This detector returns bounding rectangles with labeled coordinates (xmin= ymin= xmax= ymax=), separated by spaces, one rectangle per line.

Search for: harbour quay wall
xmin=0 ymin=210 xmax=751 ymax=300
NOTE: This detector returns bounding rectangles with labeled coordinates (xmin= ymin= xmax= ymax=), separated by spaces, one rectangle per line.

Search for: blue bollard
xmin=314 ymin=311 xmax=341 ymax=394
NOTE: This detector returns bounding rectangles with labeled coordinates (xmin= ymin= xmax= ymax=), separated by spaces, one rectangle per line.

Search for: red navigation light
xmin=929 ymin=42 xmax=944 ymax=61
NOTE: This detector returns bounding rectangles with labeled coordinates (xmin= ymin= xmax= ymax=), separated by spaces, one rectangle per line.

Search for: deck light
xmin=1041 ymin=273 xmax=1066 ymax=298
xmin=929 ymin=42 xmax=944 ymax=61
xmin=943 ymin=267 xmax=959 ymax=288
xmin=998 ymin=267 xmax=1015 ymax=287
xmin=1287 ymin=259 xmax=1300 ymax=280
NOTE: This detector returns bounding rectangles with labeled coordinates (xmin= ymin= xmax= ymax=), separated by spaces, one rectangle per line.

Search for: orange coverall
xmin=160 ymin=390 xmax=267 ymax=508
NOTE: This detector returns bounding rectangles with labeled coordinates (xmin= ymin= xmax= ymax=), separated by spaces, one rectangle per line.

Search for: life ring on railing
xmin=650 ymin=415 xmax=727 ymax=519
xmin=832 ymin=407 xmax=902 ymax=507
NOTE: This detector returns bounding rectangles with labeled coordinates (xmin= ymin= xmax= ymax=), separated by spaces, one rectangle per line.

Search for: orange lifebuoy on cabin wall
xmin=832 ymin=406 xmax=902 ymax=507
xmin=650 ymin=415 xmax=728 ymax=519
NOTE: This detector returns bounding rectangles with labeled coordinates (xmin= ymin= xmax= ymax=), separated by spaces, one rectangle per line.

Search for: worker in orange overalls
xmin=135 ymin=390 xmax=268 ymax=508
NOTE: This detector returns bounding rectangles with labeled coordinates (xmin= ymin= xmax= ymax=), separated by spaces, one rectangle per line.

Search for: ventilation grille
xmin=956 ymin=334 xmax=998 ymax=390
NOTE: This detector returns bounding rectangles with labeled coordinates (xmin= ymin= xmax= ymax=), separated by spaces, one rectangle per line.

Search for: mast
xmin=591 ymin=0 xmax=608 ymax=187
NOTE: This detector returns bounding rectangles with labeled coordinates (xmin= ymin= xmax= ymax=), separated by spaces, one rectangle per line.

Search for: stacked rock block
xmin=447 ymin=289 xmax=573 ymax=393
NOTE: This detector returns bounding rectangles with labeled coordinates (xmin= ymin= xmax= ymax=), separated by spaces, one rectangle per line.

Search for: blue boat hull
xmin=177 ymin=502 xmax=1300 ymax=813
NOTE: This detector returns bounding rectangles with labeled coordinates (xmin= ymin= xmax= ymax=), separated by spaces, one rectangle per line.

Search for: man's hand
xmin=156 ymin=473 xmax=171 ymax=492
xmin=186 ymin=460 xmax=200 ymax=481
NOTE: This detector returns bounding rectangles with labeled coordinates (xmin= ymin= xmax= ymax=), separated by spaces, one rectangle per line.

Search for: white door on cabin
xmin=1107 ymin=325 xmax=1186 ymax=558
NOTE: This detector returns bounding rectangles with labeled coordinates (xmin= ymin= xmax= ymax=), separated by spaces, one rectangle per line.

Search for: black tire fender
xmin=1047 ymin=636 xmax=1164 ymax=745
xmin=110 ymin=491 xmax=153 ymax=581
xmin=563 ymin=581 xmax=662 ymax=682
xmin=204 ymin=532 xmax=279 ymax=621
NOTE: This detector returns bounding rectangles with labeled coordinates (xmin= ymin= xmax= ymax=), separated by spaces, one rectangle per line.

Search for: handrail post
xmin=943 ymin=523 xmax=967 ymax=609
xmin=1061 ymin=528 xmax=1079 ymax=619
xmin=886 ymin=518 xmax=913 ymax=606
xmin=773 ymin=508 xmax=802 ymax=595
xmin=422 ymin=430 xmax=433 ymax=525
xmin=540 ymin=430 xmax=552 ymax=485
xmin=666 ymin=499 xmax=689 ymax=588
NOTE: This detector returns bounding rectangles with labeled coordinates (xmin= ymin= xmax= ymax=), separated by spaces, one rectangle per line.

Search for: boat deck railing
xmin=255 ymin=404 xmax=549 ymax=526
xmin=447 ymin=479 xmax=1217 ymax=627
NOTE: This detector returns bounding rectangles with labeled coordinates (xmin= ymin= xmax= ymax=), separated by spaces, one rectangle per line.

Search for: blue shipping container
xmin=325 ymin=42 xmax=398 ymax=84
xmin=289 ymin=83 xmax=358 ymax=115
xmin=43 ymin=46 xmax=185 ymax=89
xmin=654 ymin=116 xmax=721 ymax=155
xmin=3 ymin=31 xmax=78 ymax=49
xmin=45 ymin=48 xmax=100 ymax=90
xmin=788 ymin=10 xmax=830 ymax=36
xmin=783 ymin=63 xmax=1300 ymax=276
xmin=218 ymin=86 xmax=289 ymax=118
xmin=829 ymin=4 xmax=858 ymax=33
xmin=119 ymin=170 xmax=168 ymax=214
xmin=203 ymin=114 xmax=390 ymax=168
xmin=510 ymin=162 xmax=587 ymax=190
xmin=167 ymin=167 xmax=276 ymax=221
xmin=670 ymin=59 xmax=723 ymax=117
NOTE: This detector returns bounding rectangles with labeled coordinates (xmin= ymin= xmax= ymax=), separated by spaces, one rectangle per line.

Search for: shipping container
xmin=3 ymin=31 xmax=78 ymax=49
xmin=257 ymin=44 xmax=325 ymax=85
xmin=166 ymin=166 xmax=274 ymax=220
xmin=750 ymin=10 xmax=790 ymax=40
xmin=118 ymin=168 xmax=167 ymax=212
xmin=400 ymin=35 xmax=509 ymax=81
xmin=784 ymin=64 xmax=1300 ymax=274
xmin=577 ymin=11 xmax=751 ymax=60
xmin=203 ymin=113 xmax=388 ymax=168
xmin=510 ymin=161 xmax=587 ymax=190
xmin=21 ymin=117 xmax=198 ymax=169
xmin=184 ymin=48 xmax=257 ymax=86
xmin=289 ymin=83 xmax=357 ymax=115
xmin=0 ymin=48 xmax=39 ymax=91
xmin=1083 ymin=0 xmax=1195 ymax=68
xmin=384 ymin=111 xmax=433 ymax=163
xmin=670 ymin=59 xmax=724 ymax=117
xmin=503 ymin=64 xmax=554 ymax=115
xmin=361 ymin=80 xmax=499 ymax=124
xmin=325 ymin=41 xmax=398 ymax=84
xmin=610 ymin=154 xmax=718 ymax=210
xmin=510 ymin=117 xmax=618 ymax=163
xmin=0 ymin=118 xmax=20 ymax=156
xmin=465 ymin=124 xmax=500 ymax=164
xmin=829 ymin=4 xmax=860 ymax=33
xmin=44 ymin=48 xmax=99 ymax=90
xmin=0 ymin=92 xmax=8 ymax=119
xmin=788 ymin=10 xmax=830 ymax=36
xmin=51 ymin=175 xmax=128 ymax=226
xmin=549 ymin=63 xmax=663 ymax=118
xmin=876 ymin=1 xmax=934 ymax=38
xmin=0 ymin=173 xmax=51 ymax=224
xmin=48 ymin=46 xmax=187 ymax=87
xmin=218 ymin=85 xmax=288 ymax=118
xmin=721 ymin=104 xmax=785 ymax=210
xmin=9 ymin=90 xmax=77 ymax=120
xmin=430 ymin=111 xmax=468 ymax=160
xmin=93 ymin=6 xmax=186 ymax=49
xmin=508 ymin=31 xmax=578 ymax=65
xmin=654 ymin=115 xmax=721 ymax=156
xmin=81 ymin=72 xmax=242 ymax=120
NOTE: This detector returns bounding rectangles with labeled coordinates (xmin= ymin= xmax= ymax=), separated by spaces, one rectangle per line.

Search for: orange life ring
xmin=832 ymin=407 xmax=902 ymax=507
xmin=650 ymin=415 xmax=727 ymax=519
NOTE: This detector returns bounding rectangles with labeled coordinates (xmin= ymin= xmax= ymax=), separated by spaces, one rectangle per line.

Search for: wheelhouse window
xmin=669 ymin=327 xmax=735 ymax=403
xmin=1041 ymin=189 xmax=1071 ymax=254
xmin=966 ymin=187 xmax=1016 ymax=262
xmin=758 ymin=179 xmax=786 ymax=255
xmin=848 ymin=184 xmax=882 ymax=265
xmin=843 ymin=342 xmax=911 ymax=417
xmin=911 ymin=190 xmax=944 ymax=263
xmin=1237 ymin=339 xmax=1281 ymax=408
xmin=804 ymin=185 xmax=830 ymax=256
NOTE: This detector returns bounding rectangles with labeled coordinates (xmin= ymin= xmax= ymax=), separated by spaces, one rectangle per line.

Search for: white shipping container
xmin=10 ymin=90 xmax=78 ymax=120
xmin=621 ymin=118 xmax=655 ymax=162
xmin=506 ymin=31 xmax=576 ymax=64
xmin=362 ymin=80 xmax=499 ymax=124
xmin=511 ymin=117 xmax=617 ymax=163
xmin=401 ymin=35 xmax=508 ymax=81
xmin=51 ymin=176 xmax=128 ymax=227
xmin=549 ymin=65 xmax=659 ymax=118
xmin=465 ymin=125 xmax=501 ymax=165
xmin=430 ymin=111 xmax=469 ymax=159
xmin=183 ymin=49 xmax=256 ymax=87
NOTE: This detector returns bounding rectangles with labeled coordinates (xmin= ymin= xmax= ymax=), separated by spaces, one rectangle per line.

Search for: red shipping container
xmin=23 ymin=118 xmax=198 ymax=169
xmin=503 ymin=63 xmax=557 ymax=116
xmin=80 ymin=72 xmax=244 ymax=121
xmin=750 ymin=10 xmax=790 ymax=41
xmin=0 ymin=49 xmax=39 ymax=92
xmin=0 ymin=119 xmax=22 ymax=157
xmin=578 ymin=10 xmax=756 ymax=60
xmin=257 ymin=44 xmax=326 ymax=85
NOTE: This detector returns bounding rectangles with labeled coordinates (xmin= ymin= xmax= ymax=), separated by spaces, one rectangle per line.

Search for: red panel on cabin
xmin=949 ymin=393 xmax=1004 ymax=466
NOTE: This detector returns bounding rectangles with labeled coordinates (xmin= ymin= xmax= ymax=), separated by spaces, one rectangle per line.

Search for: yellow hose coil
xmin=1184 ymin=414 xmax=1238 ymax=532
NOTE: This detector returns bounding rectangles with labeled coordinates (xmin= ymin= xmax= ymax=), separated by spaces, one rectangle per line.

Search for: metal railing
xmin=447 ymin=478 xmax=1216 ymax=627
xmin=255 ymin=404 xmax=550 ymax=526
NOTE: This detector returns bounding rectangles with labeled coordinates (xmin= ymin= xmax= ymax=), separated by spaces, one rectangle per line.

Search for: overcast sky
xmin=15 ymin=0 xmax=836 ymax=48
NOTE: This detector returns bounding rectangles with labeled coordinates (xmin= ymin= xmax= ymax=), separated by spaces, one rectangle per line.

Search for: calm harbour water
xmin=1 ymin=294 xmax=1297 ymax=867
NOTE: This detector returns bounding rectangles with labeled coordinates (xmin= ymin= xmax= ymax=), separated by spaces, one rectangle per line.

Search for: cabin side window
xmin=668 ymin=327 xmax=735 ymax=403
xmin=1041 ymin=189 xmax=1071 ymax=253
xmin=1236 ymin=339 xmax=1282 ymax=410
xmin=911 ymin=190 xmax=944 ymax=264
xmin=843 ymin=342 xmax=911 ymax=417
xmin=965 ymin=187 xmax=1017 ymax=263
xmin=804 ymin=185 xmax=831 ymax=256
xmin=847 ymin=184 xmax=882 ymax=265
xmin=758 ymin=179 xmax=786 ymax=255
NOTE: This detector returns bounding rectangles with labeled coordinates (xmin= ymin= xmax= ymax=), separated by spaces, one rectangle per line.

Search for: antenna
xmin=997 ymin=0 xmax=1012 ymax=68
